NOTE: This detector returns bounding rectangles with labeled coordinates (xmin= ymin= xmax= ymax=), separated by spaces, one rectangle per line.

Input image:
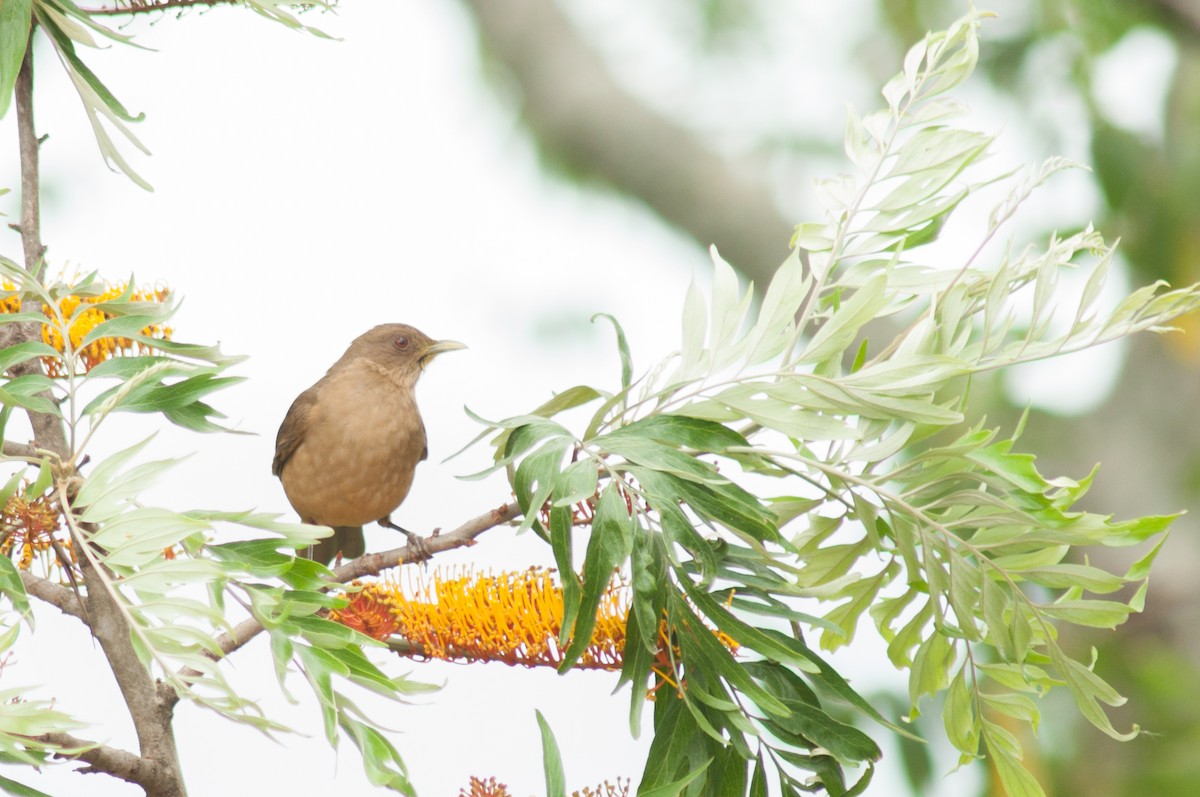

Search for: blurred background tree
xmin=454 ymin=1 xmax=1200 ymax=794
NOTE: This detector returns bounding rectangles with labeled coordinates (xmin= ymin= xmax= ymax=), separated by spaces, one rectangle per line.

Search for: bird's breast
xmin=280 ymin=369 xmax=427 ymax=527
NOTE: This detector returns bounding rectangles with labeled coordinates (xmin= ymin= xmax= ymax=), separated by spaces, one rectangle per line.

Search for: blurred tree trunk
xmin=459 ymin=0 xmax=794 ymax=287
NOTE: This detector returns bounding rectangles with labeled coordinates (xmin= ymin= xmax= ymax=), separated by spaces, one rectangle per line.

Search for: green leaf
xmin=0 ymin=376 xmax=60 ymax=416
xmin=339 ymin=714 xmax=414 ymax=794
xmin=745 ymin=246 xmax=810 ymax=365
xmin=0 ymin=556 xmax=30 ymax=618
xmin=797 ymin=274 xmax=888 ymax=365
xmin=592 ymin=313 xmax=632 ymax=392
xmin=511 ymin=437 xmax=571 ymax=535
xmin=680 ymin=578 xmax=819 ymax=675
xmin=603 ymin=436 xmax=725 ymax=484
xmin=638 ymin=757 xmax=712 ymax=797
xmin=535 ymin=710 xmax=567 ymax=797
xmin=1040 ymin=599 xmax=1133 ymax=629
xmin=560 ymin=484 xmax=631 ymax=670
xmin=604 ymin=413 xmax=748 ymax=453
xmin=984 ymin=725 xmax=1045 ymax=797
xmin=34 ymin=8 xmax=151 ymax=189
xmin=0 ymin=0 xmax=31 ymax=119
xmin=640 ymin=691 xmax=698 ymax=791
xmin=942 ymin=666 xmax=979 ymax=756
xmin=0 ymin=772 xmax=54 ymax=797
xmin=549 ymin=504 xmax=579 ymax=646
xmin=910 ymin=633 xmax=955 ymax=709
xmin=0 ymin=340 xmax=58 ymax=374
xmin=747 ymin=662 xmax=881 ymax=763
xmin=659 ymin=471 xmax=780 ymax=545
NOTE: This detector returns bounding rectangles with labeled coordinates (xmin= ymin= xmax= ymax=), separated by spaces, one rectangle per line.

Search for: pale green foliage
xmin=0 ymin=0 xmax=330 ymax=189
xmin=467 ymin=10 xmax=1200 ymax=796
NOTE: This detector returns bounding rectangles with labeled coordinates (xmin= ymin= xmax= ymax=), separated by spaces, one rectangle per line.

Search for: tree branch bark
xmin=13 ymin=30 xmax=68 ymax=458
xmin=14 ymin=32 xmax=185 ymax=797
xmin=459 ymin=0 xmax=794 ymax=288
xmin=1 ymin=441 xmax=38 ymax=458
xmin=19 ymin=571 xmax=86 ymax=621
xmin=36 ymin=732 xmax=169 ymax=790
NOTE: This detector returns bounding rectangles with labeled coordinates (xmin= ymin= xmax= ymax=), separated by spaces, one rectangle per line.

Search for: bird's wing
xmin=420 ymin=418 xmax=428 ymax=462
xmin=272 ymin=388 xmax=318 ymax=476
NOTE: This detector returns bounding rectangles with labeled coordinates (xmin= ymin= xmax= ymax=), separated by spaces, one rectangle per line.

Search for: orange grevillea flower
xmin=333 ymin=581 xmax=403 ymax=641
xmin=333 ymin=567 xmax=627 ymax=669
xmin=457 ymin=776 xmax=513 ymax=797
xmin=456 ymin=776 xmax=630 ymax=797
xmin=0 ymin=279 xmax=171 ymax=376
xmin=330 ymin=567 xmax=738 ymax=677
xmin=0 ymin=489 xmax=68 ymax=574
xmin=571 ymin=779 xmax=631 ymax=797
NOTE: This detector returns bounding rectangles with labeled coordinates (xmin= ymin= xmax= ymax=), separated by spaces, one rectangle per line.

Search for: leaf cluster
xmin=0 ymin=0 xmax=331 ymax=190
xmin=465 ymin=11 xmax=1200 ymax=796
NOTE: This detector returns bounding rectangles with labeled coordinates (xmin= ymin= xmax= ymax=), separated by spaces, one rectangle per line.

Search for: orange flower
xmin=457 ymin=776 xmax=513 ymax=797
xmin=0 ymin=489 xmax=66 ymax=575
xmin=332 ymin=581 xmax=403 ymax=641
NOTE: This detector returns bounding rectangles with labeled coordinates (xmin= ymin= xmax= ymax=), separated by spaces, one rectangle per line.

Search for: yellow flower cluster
xmin=334 ymin=567 xmax=628 ymax=670
xmin=0 ymin=280 xmax=171 ymax=376
xmin=0 ymin=490 xmax=68 ymax=574
xmin=331 ymin=566 xmax=739 ymax=683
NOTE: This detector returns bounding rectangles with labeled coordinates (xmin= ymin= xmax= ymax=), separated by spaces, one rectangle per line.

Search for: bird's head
xmin=344 ymin=323 xmax=466 ymax=384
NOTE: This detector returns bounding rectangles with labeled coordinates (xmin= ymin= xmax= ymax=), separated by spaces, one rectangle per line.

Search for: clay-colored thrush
xmin=272 ymin=323 xmax=465 ymax=564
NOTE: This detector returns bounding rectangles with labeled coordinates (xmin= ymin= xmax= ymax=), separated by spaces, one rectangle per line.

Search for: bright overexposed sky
xmin=0 ymin=2 xmax=1177 ymax=795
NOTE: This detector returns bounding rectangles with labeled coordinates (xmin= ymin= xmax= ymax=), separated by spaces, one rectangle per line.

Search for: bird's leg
xmin=378 ymin=516 xmax=431 ymax=563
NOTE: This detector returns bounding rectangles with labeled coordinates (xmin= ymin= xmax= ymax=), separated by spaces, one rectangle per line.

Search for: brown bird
xmin=272 ymin=323 xmax=465 ymax=565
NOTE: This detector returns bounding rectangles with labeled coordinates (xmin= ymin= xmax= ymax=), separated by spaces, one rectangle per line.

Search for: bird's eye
xmin=393 ymin=335 xmax=410 ymax=350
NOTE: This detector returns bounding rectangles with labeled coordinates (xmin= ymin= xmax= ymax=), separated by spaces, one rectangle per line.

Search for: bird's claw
xmin=379 ymin=516 xmax=431 ymax=565
xmin=402 ymin=530 xmax=431 ymax=565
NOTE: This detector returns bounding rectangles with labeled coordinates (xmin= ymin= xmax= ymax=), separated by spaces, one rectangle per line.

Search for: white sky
xmin=0 ymin=2 xmax=1175 ymax=795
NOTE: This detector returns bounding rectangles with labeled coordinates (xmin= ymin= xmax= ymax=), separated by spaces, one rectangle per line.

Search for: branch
xmin=35 ymin=732 xmax=170 ymax=791
xmin=331 ymin=500 xmax=522 ymax=582
xmin=13 ymin=31 xmax=69 ymax=459
xmin=19 ymin=571 xmax=86 ymax=621
xmin=73 ymin=552 xmax=186 ymax=797
xmin=83 ymin=0 xmax=237 ymax=15
xmin=193 ymin=501 xmax=521 ymax=667
xmin=2 ymin=440 xmax=37 ymax=458
xmin=459 ymin=0 xmax=793 ymax=287
xmin=15 ymin=33 xmax=43 ymax=284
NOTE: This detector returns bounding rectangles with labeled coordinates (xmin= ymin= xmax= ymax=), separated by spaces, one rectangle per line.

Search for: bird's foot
xmin=379 ymin=516 xmax=431 ymax=564
xmin=402 ymin=530 xmax=431 ymax=564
